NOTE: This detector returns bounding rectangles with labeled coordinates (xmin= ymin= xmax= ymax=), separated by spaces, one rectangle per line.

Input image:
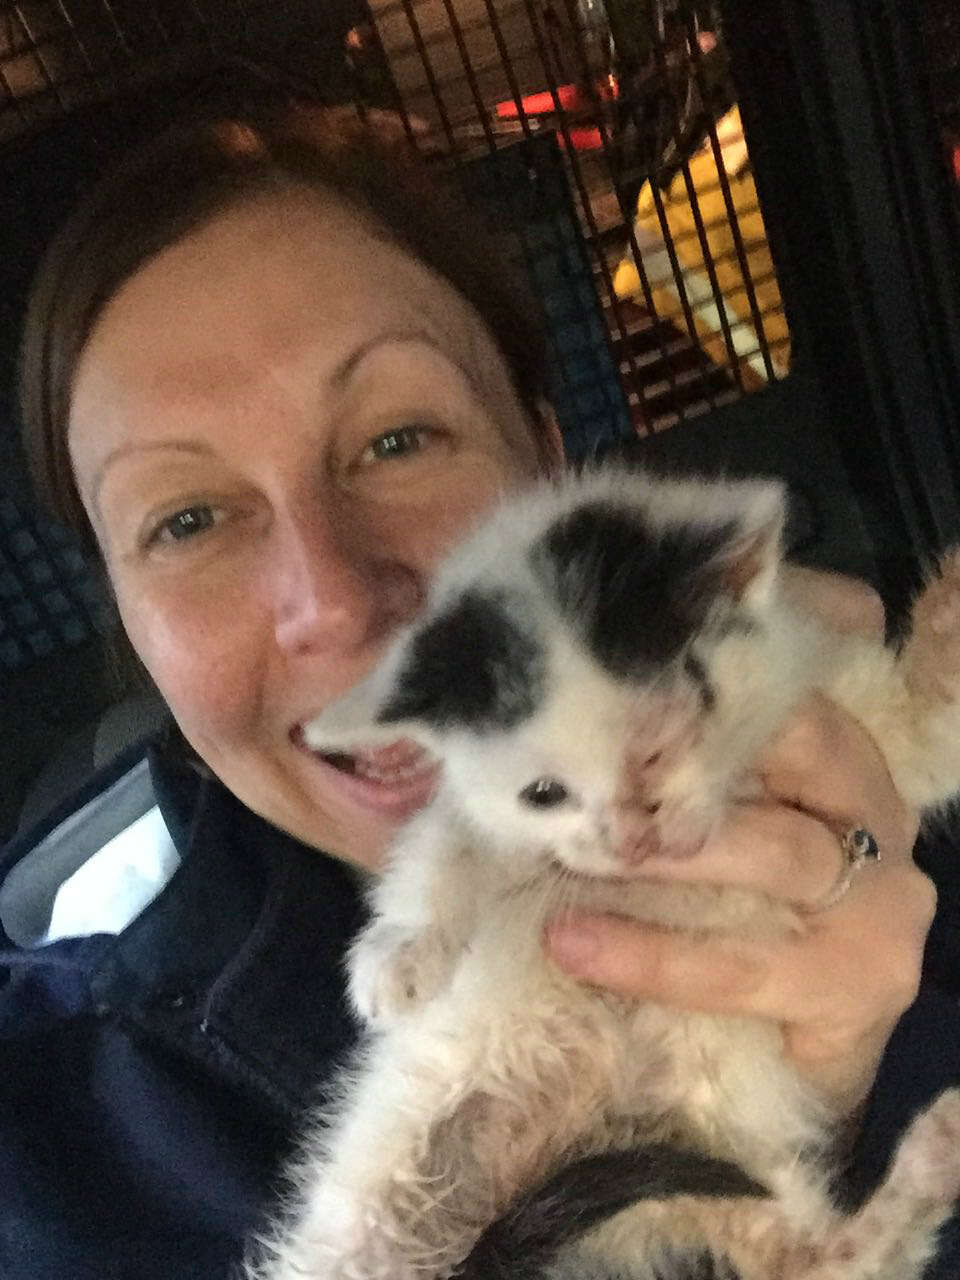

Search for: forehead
xmin=75 ymin=189 xmax=485 ymax=393
xmin=67 ymin=188 xmax=524 ymax=479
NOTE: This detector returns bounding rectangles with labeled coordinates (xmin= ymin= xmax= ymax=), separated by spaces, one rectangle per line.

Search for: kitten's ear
xmin=301 ymin=643 xmax=442 ymax=758
xmin=714 ymin=480 xmax=786 ymax=607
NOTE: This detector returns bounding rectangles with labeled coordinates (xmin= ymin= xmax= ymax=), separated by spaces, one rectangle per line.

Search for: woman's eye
xmin=361 ymin=425 xmax=435 ymax=464
xmin=149 ymin=504 xmax=218 ymax=546
xmin=518 ymin=778 xmax=570 ymax=809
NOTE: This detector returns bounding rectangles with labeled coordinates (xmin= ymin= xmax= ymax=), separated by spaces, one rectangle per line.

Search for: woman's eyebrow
xmin=332 ymin=329 xmax=478 ymax=394
xmin=89 ymin=331 xmax=475 ymax=508
xmin=90 ymin=440 xmax=214 ymax=512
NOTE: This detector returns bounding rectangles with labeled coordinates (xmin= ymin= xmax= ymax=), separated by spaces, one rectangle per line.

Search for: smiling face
xmin=67 ymin=188 xmax=550 ymax=869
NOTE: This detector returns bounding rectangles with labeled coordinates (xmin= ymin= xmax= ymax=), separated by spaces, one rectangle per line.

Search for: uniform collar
xmin=3 ymin=738 xmax=368 ymax=1119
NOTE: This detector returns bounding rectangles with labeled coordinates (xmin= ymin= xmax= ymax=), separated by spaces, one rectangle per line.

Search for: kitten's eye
xmin=361 ymin=425 xmax=436 ymax=464
xmin=518 ymin=778 xmax=570 ymax=809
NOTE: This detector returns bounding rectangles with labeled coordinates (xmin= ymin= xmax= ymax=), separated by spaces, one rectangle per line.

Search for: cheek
xmin=402 ymin=443 xmax=536 ymax=556
xmin=115 ymin=578 xmax=264 ymax=748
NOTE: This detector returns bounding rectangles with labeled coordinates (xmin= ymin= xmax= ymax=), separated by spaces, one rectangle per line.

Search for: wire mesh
xmin=0 ymin=490 xmax=111 ymax=672
xmin=1 ymin=0 xmax=792 ymax=439
xmin=0 ymin=0 xmax=363 ymax=143
xmin=0 ymin=0 xmax=794 ymax=671
xmin=360 ymin=0 xmax=791 ymax=431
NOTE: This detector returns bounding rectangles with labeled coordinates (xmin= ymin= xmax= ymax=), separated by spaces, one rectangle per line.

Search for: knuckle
xmin=889 ymin=864 xmax=938 ymax=932
xmin=785 ymin=694 xmax=865 ymax=769
xmin=886 ymin=961 xmax=924 ymax=1015
xmin=910 ymin=868 xmax=939 ymax=929
xmin=780 ymin=701 xmax=831 ymax=759
xmin=874 ymin=929 xmax=927 ymax=1014
xmin=788 ymin=1025 xmax=858 ymax=1068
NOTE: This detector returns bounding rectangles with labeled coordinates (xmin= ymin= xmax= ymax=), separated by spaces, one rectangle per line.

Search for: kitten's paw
xmin=348 ymin=922 xmax=454 ymax=1025
xmin=888 ymin=1088 xmax=960 ymax=1204
xmin=904 ymin=550 xmax=960 ymax=701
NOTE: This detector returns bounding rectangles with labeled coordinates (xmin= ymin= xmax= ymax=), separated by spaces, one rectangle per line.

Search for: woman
xmin=1 ymin=108 xmax=952 ymax=1279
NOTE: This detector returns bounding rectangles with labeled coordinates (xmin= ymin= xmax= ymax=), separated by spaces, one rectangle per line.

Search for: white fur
xmin=250 ymin=466 xmax=960 ymax=1280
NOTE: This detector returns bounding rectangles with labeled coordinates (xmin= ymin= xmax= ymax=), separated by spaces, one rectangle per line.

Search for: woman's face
xmin=68 ymin=189 xmax=550 ymax=868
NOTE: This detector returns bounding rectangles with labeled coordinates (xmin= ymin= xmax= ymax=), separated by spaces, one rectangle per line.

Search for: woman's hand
xmin=545 ymin=572 xmax=936 ymax=1115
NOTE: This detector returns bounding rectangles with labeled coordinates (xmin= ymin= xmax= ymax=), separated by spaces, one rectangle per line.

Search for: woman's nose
xmin=269 ymin=503 xmax=423 ymax=657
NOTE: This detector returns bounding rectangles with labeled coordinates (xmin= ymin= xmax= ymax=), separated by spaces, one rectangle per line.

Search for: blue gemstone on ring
xmin=849 ymin=828 xmax=880 ymax=860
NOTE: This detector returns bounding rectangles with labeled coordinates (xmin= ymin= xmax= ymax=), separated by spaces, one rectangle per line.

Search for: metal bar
xmin=396 ymin=0 xmax=462 ymax=162
xmin=433 ymin=0 xmax=583 ymax=441
xmin=97 ymin=0 xmax=134 ymax=61
xmin=554 ymin=0 xmax=700 ymax=425
xmin=683 ymin=11 xmax=776 ymax=382
xmin=351 ymin=4 xmax=420 ymax=149
xmin=602 ymin=3 xmax=725 ymax=419
xmin=0 ymin=5 xmax=24 ymax=113
xmin=507 ymin=0 xmax=643 ymax=430
xmin=1 ymin=7 xmax=16 ymax=55
xmin=382 ymin=38 xmax=547 ymax=111
xmin=377 ymin=0 xmax=531 ymax=56
xmin=11 ymin=5 xmax=72 ymax=113
xmin=52 ymin=0 xmax=109 ymax=97
xmin=643 ymin=17 xmax=746 ymax=391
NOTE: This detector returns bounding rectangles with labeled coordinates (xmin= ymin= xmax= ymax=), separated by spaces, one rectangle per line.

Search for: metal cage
xmin=1 ymin=0 xmax=790 ymax=451
xmin=3 ymin=0 xmax=960 ymax=838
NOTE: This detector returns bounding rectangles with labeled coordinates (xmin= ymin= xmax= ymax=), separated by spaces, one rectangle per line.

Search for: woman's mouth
xmin=291 ymin=728 xmax=439 ymax=818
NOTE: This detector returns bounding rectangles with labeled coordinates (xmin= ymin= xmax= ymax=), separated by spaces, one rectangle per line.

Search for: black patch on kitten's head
xmin=532 ymin=503 xmax=736 ymax=680
xmin=377 ymin=589 xmax=544 ymax=732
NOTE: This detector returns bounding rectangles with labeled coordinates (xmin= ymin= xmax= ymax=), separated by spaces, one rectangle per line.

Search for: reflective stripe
xmin=0 ymin=758 xmax=169 ymax=946
xmin=44 ymin=803 xmax=180 ymax=944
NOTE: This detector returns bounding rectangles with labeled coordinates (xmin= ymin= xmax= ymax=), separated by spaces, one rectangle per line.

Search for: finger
xmin=546 ymin=914 xmax=768 ymax=1009
xmin=546 ymin=863 xmax=934 ymax=1024
xmin=640 ymin=802 xmax=857 ymax=909
xmin=779 ymin=566 xmax=886 ymax=639
xmin=758 ymin=695 xmax=918 ymax=857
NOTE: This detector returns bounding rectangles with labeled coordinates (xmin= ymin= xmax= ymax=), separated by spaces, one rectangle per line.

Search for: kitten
xmin=250 ymin=464 xmax=960 ymax=1280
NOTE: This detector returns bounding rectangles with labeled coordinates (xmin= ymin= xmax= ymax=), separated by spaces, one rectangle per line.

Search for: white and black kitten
xmin=251 ymin=465 xmax=960 ymax=1280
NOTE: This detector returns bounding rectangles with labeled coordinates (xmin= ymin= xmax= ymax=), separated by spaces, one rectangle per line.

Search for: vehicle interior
xmin=2 ymin=0 xmax=960 ymax=847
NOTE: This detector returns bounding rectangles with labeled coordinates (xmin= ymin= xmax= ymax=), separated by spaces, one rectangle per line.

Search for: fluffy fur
xmin=249 ymin=465 xmax=960 ymax=1280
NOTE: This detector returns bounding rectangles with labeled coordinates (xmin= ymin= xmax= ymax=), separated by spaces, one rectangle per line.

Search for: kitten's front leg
xmin=891 ymin=548 xmax=960 ymax=807
xmin=859 ymin=548 xmax=960 ymax=809
xmin=348 ymin=919 xmax=458 ymax=1025
xmin=349 ymin=814 xmax=490 ymax=1027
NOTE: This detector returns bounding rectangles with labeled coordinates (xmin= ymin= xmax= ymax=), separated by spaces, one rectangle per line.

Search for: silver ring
xmin=802 ymin=826 xmax=881 ymax=914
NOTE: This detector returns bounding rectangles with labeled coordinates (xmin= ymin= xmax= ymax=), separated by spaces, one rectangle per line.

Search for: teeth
xmin=351 ymin=759 xmax=434 ymax=786
xmin=350 ymin=747 xmax=434 ymax=785
xmin=302 ymin=732 xmax=435 ymax=788
xmin=354 ymin=742 xmax=427 ymax=768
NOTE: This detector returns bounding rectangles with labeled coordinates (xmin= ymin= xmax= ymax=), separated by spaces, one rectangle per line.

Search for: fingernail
xmin=547 ymin=921 xmax=599 ymax=970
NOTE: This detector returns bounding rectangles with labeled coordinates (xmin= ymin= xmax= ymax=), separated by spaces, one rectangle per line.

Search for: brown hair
xmin=19 ymin=106 xmax=554 ymax=554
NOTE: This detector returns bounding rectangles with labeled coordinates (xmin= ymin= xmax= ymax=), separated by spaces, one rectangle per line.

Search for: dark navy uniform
xmin=2 ymin=737 xmax=959 ymax=1279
